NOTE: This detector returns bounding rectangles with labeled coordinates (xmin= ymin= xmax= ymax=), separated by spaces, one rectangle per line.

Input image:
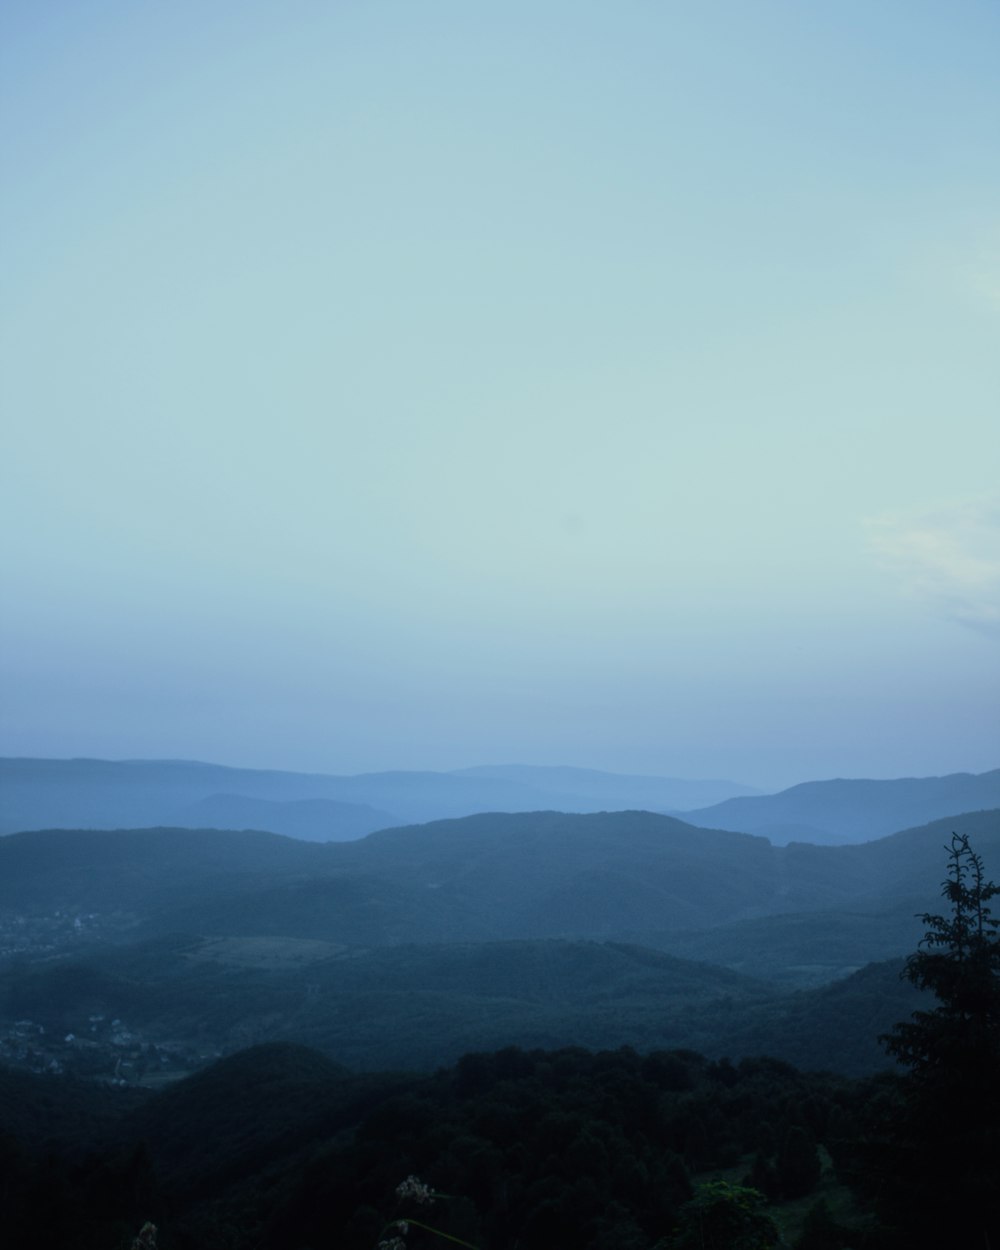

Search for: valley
xmin=2 ymin=785 xmax=995 ymax=1084
xmin=1 ymin=760 xmax=997 ymax=1249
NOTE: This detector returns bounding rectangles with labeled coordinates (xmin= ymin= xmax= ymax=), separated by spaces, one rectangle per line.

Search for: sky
xmin=2 ymin=1 xmax=998 ymax=790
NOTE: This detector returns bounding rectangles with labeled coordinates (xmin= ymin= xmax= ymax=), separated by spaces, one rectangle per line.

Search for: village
xmin=0 ymin=1012 xmax=204 ymax=1085
xmin=0 ymin=910 xmax=207 ymax=1086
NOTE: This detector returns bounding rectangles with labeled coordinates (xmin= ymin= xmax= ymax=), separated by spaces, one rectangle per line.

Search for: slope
xmin=680 ymin=769 xmax=1000 ymax=844
xmin=3 ymin=810 xmax=997 ymax=950
xmin=0 ymin=756 xmax=757 ymax=836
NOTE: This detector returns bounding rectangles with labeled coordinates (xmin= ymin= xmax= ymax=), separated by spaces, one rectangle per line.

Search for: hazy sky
xmin=2 ymin=1 xmax=998 ymax=789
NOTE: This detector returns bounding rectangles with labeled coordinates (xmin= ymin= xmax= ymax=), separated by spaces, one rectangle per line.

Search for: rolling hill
xmin=680 ymin=769 xmax=1000 ymax=844
xmin=0 ymin=757 xmax=758 ymax=837
xmin=2 ymin=809 xmax=997 ymax=948
xmin=2 ymin=807 xmax=994 ymax=1081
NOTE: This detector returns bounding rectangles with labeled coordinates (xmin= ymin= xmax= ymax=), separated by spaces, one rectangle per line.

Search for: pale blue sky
xmin=2 ymin=1 xmax=998 ymax=788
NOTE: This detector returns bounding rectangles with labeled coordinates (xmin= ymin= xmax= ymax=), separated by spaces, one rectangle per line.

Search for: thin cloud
xmin=866 ymin=500 xmax=1000 ymax=639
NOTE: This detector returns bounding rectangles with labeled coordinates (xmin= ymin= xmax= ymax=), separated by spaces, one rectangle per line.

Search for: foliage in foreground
xmin=669 ymin=1181 xmax=780 ymax=1250
xmin=2 ymin=1042 xmax=859 ymax=1249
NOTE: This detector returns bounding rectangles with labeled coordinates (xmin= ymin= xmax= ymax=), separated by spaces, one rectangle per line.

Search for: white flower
xmin=395 ymin=1174 xmax=435 ymax=1205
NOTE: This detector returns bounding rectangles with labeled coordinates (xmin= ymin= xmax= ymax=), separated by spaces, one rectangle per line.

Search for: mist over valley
xmin=4 ymin=0 xmax=999 ymax=1241
xmin=2 ymin=759 xmax=997 ymax=1080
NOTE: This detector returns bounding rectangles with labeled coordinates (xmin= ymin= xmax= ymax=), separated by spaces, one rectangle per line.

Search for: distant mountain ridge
xmin=2 ymin=809 xmax=996 ymax=1081
xmin=1 ymin=813 xmax=961 ymax=1077
xmin=679 ymin=769 xmax=1000 ymax=844
xmin=2 ymin=758 xmax=996 ymax=846
xmin=179 ymin=794 xmax=396 ymax=841
xmin=3 ymin=809 xmax=996 ymax=954
xmin=453 ymin=764 xmax=758 ymax=811
xmin=0 ymin=757 xmax=759 ymax=839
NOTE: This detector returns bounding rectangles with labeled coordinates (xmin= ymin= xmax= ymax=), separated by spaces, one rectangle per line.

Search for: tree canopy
xmin=882 ymin=832 xmax=1000 ymax=1076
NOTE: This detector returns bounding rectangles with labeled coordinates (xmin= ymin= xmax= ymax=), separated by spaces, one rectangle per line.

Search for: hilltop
xmin=2 ymin=809 xmax=994 ymax=1079
xmin=0 ymin=757 xmax=756 ymax=838
xmin=680 ymin=769 xmax=1000 ymax=844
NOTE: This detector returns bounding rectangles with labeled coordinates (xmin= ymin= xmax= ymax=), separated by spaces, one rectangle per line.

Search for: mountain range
xmin=3 ymin=757 xmax=999 ymax=845
xmin=680 ymin=768 xmax=1000 ymax=844
xmin=1 ymin=806 xmax=997 ymax=1077
xmin=2 ymin=758 xmax=998 ymax=1086
xmin=0 ymin=757 xmax=756 ymax=839
xmin=4 ymin=809 xmax=997 ymax=949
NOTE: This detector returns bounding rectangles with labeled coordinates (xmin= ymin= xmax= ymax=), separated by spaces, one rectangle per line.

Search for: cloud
xmin=866 ymin=500 xmax=1000 ymax=639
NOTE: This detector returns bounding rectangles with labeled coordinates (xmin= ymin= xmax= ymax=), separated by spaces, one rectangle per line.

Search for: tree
xmin=775 ymin=1124 xmax=821 ymax=1200
xmin=668 ymin=1181 xmax=779 ymax=1250
xmin=875 ymin=832 xmax=1000 ymax=1248
xmin=793 ymin=1198 xmax=851 ymax=1250
xmin=881 ymin=831 xmax=1000 ymax=1078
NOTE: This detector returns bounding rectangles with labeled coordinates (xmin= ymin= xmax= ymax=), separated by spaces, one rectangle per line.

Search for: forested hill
xmin=3 ymin=809 xmax=997 ymax=946
xmin=0 ymin=1040 xmax=874 ymax=1250
xmin=2 ymin=931 xmax=923 ymax=1075
xmin=3 ymin=810 xmax=994 ymax=1111
xmin=679 ymin=768 xmax=1000 ymax=844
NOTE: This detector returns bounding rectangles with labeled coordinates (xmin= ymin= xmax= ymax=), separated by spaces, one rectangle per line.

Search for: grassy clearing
xmin=183 ymin=936 xmax=348 ymax=968
xmin=700 ymin=1146 xmax=871 ymax=1245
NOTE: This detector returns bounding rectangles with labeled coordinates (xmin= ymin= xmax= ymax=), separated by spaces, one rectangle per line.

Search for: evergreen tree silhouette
xmin=876 ymin=832 xmax=1000 ymax=1248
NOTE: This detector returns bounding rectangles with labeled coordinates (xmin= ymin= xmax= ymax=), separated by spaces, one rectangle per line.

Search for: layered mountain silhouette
xmin=3 ymin=808 xmax=996 ymax=950
xmin=679 ymin=768 xmax=1000 ymax=844
xmin=3 ymin=757 xmax=996 ymax=846
xmin=0 ymin=757 xmax=755 ymax=838
xmin=178 ymin=794 xmax=396 ymax=841
xmin=2 ymin=766 xmax=997 ymax=1081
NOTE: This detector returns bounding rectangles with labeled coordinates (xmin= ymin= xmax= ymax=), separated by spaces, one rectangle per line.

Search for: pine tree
xmin=875 ymin=832 xmax=1000 ymax=1248
xmin=881 ymin=831 xmax=1000 ymax=1078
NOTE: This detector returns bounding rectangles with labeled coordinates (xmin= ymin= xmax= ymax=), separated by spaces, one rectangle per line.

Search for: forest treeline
xmin=0 ymin=1039 xmax=876 ymax=1248
xmin=3 ymin=833 xmax=998 ymax=1250
xmin=3 ymin=809 xmax=996 ymax=1082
